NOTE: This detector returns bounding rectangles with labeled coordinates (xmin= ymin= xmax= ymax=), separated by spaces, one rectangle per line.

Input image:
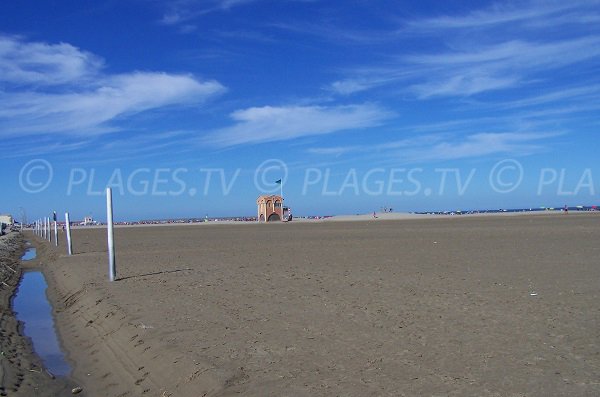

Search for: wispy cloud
xmin=270 ymin=21 xmax=397 ymax=46
xmin=307 ymin=132 xmax=563 ymax=163
xmin=405 ymin=132 xmax=561 ymax=162
xmin=407 ymin=0 xmax=599 ymax=31
xmin=0 ymin=35 xmax=103 ymax=85
xmin=408 ymin=36 xmax=600 ymax=98
xmin=204 ymin=103 xmax=394 ymax=146
xmin=306 ymin=145 xmax=360 ymax=156
xmin=1 ymin=136 xmax=94 ymax=159
xmin=328 ymin=74 xmax=406 ymax=95
xmin=160 ymin=0 xmax=264 ymax=29
xmin=331 ymin=35 xmax=600 ymax=99
xmin=328 ymin=1 xmax=600 ymax=99
xmin=0 ymin=35 xmax=225 ymax=137
xmin=494 ymin=84 xmax=600 ymax=109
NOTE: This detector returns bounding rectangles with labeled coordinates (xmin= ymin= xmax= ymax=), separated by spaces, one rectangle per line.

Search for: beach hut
xmin=257 ymin=195 xmax=283 ymax=222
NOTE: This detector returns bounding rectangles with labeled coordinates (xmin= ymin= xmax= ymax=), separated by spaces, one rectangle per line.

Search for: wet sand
xmin=22 ymin=213 xmax=600 ymax=395
xmin=0 ymin=232 xmax=74 ymax=396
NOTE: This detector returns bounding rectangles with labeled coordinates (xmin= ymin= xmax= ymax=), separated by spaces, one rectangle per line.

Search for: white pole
xmin=280 ymin=179 xmax=284 ymax=220
xmin=47 ymin=217 xmax=51 ymax=242
xmin=65 ymin=212 xmax=73 ymax=255
xmin=43 ymin=218 xmax=46 ymax=240
xmin=106 ymin=188 xmax=116 ymax=282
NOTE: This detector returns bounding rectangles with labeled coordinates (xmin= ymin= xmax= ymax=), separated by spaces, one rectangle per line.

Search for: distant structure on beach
xmin=257 ymin=195 xmax=285 ymax=222
xmin=80 ymin=216 xmax=96 ymax=226
xmin=0 ymin=214 xmax=13 ymax=225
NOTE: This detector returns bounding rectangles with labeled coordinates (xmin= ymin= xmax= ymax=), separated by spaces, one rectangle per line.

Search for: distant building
xmin=0 ymin=214 xmax=14 ymax=225
xmin=257 ymin=195 xmax=283 ymax=222
xmin=81 ymin=216 xmax=95 ymax=226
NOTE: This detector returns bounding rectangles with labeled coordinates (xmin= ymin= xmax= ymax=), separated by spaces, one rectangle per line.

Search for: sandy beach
xmin=6 ymin=212 xmax=600 ymax=396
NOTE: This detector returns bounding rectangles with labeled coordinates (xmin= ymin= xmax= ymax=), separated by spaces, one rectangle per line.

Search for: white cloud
xmin=407 ymin=0 xmax=599 ymax=31
xmin=410 ymin=132 xmax=560 ymax=161
xmin=411 ymin=74 xmax=519 ymax=98
xmin=204 ymin=104 xmax=394 ymax=146
xmin=218 ymin=0 xmax=258 ymax=9
xmin=160 ymin=0 xmax=264 ymax=27
xmin=327 ymin=1 xmax=600 ymax=99
xmin=328 ymin=76 xmax=401 ymax=95
xmin=0 ymin=36 xmax=225 ymax=137
xmin=0 ymin=35 xmax=103 ymax=85
xmin=407 ymin=2 xmax=571 ymax=31
xmin=306 ymin=146 xmax=360 ymax=156
xmin=308 ymin=132 xmax=563 ymax=163
xmin=400 ymin=36 xmax=600 ymax=98
xmin=495 ymin=84 xmax=600 ymax=109
xmin=408 ymin=36 xmax=600 ymax=69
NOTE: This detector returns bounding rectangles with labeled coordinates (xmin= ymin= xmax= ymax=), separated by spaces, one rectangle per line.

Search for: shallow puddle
xmin=21 ymin=246 xmax=37 ymax=261
xmin=12 ymin=271 xmax=71 ymax=377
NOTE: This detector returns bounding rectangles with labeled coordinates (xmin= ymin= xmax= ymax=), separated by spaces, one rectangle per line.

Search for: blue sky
xmin=1 ymin=0 xmax=599 ymax=221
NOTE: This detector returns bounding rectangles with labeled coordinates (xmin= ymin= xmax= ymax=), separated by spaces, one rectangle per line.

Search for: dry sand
xmin=15 ymin=213 xmax=600 ymax=396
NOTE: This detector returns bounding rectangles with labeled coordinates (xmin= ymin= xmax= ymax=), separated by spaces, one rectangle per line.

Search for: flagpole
xmin=280 ymin=177 xmax=283 ymax=221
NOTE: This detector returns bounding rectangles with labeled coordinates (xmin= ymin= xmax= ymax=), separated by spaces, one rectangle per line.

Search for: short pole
xmin=47 ymin=217 xmax=51 ymax=242
xmin=43 ymin=218 xmax=46 ymax=240
xmin=106 ymin=188 xmax=116 ymax=282
xmin=65 ymin=212 xmax=73 ymax=255
xmin=54 ymin=221 xmax=58 ymax=246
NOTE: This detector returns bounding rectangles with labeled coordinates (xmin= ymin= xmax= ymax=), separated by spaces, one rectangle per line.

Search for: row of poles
xmin=30 ymin=188 xmax=117 ymax=282
xmin=32 ymin=212 xmax=73 ymax=255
